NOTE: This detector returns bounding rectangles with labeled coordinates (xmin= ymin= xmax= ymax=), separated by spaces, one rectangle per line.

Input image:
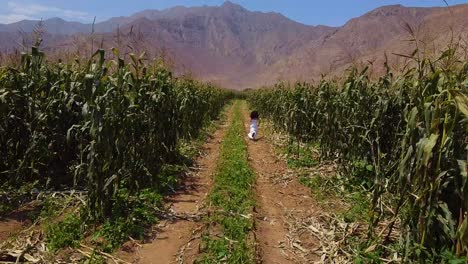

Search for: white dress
xmin=248 ymin=119 xmax=258 ymax=139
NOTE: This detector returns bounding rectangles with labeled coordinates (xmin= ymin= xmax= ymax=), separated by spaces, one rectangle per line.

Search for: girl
xmin=248 ymin=111 xmax=259 ymax=140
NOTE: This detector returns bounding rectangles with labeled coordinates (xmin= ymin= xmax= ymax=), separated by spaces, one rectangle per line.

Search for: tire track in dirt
xmin=241 ymin=102 xmax=320 ymax=264
xmin=118 ymin=105 xmax=233 ymax=264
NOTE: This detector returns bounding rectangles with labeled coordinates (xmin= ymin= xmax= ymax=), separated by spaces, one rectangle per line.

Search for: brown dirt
xmin=0 ymin=203 xmax=39 ymax=242
xmin=0 ymin=219 xmax=23 ymax=242
xmin=241 ymin=103 xmax=320 ymax=264
xmin=117 ymin=106 xmax=233 ymax=264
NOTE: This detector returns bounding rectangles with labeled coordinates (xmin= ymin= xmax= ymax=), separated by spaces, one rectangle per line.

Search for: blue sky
xmin=0 ymin=0 xmax=467 ymax=26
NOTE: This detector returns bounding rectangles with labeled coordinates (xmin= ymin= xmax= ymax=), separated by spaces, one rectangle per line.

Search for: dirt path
xmin=0 ymin=203 xmax=39 ymax=242
xmin=241 ymin=103 xmax=319 ymax=264
xmin=118 ymin=105 xmax=233 ymax=264
xmin=0 ymin=219 xmax=23 ymax=242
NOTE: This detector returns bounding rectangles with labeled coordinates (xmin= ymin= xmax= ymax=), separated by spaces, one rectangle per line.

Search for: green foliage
xmin=247 ymin=48 xmax=468 ymax=260
xmin=286 ymin=142 xmax=319 ymax=168
xmin=46 ymin=214 xmax=85 ymax=251
xmin=80 ymin=251 xmax=106 ymax=264
xmin=0 ymin=47 xmax=232 ymax=222
xmin=39 ymin=196 xmax=64 ymax=220
xmin=349 ymin=160 xmax=375 ymax=190
xmin=0 ymin=182 xmax=37 ymax=216
xmin=439 ymin=250 xmax=468 ymax=264
xmin=342 ymin=191 xmax=370 ymax=223
xmin=300 ymin=174 xmax=369 ymax=222
xmin=198 ymin=102 xmax=255 ymax=263
xmin=93 ymin=188 xmax=162 ymax=252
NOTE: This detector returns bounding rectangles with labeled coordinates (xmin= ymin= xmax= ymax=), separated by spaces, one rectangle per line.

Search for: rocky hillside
xmin=0 ymin=1 xmax=466 ymax=89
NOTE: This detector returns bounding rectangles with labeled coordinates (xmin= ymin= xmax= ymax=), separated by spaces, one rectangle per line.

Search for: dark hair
xmin=250 ymin=111 xmax=259 ymax=119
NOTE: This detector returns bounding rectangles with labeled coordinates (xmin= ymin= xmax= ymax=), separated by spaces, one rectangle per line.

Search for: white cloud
xmin=0 ymin=13 xmax=32 ymax=24
xmin=0 ymin=1 xmax=91 ymax=24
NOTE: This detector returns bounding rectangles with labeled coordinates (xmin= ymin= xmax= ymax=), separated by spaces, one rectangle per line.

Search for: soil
xmin=0 ymin=219 xmax=23 ymax=242
xmin=0 ymin=203 xmax=39 ymax=242
xmin=118 ymin=105 xmax=233 ymax=264
xmin=241 ymin=103 xmax=320 ymax=264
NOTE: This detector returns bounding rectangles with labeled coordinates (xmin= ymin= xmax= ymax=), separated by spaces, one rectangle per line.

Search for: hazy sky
xmin=0 ymin=0 xmax=467 ymax=26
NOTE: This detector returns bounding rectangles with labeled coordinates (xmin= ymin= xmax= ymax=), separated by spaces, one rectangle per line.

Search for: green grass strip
xmin=198 ymin=101 xmax=255 ymax=263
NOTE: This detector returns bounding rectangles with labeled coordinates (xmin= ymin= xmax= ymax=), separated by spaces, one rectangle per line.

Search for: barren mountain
xmin=265 ymin=4 xmax=468 ymax=84
xmin=0 ymin=1 xmax=467 ymax=89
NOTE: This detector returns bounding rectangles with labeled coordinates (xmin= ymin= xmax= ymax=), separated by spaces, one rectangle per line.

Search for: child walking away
xmin=248 ymin=111 xmax=259 ymax=140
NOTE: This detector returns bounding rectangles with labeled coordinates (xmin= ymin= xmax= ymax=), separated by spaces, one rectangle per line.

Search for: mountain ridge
xmin=1 ymin=3 xmax=462 ymax=32
xmin=0 ymin=2 xmax=466 ymax=89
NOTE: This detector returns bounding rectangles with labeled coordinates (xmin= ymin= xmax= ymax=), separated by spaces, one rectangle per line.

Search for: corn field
xmin=0 ymin=47 xmax=232 ymax=221
xmin=248 ymin=49 xmax=468 ymax=261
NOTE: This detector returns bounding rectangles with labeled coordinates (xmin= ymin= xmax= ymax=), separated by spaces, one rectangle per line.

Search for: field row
xmin=248 ymin=53 xmax=468 ymax=262
xmin=0 ymin=48 xmax=233 ymax=260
